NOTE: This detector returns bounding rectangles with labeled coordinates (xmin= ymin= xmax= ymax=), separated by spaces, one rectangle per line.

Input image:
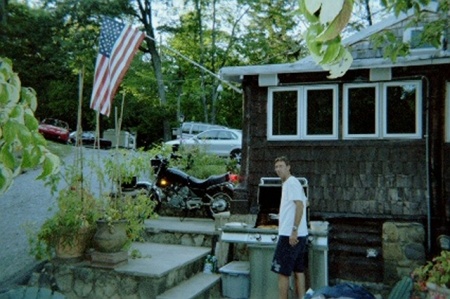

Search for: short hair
xmin=275 ymin=156 xmax=290 ymax=166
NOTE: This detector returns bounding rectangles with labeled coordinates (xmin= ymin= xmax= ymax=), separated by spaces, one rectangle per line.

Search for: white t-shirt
xmin=278 ymin=176 xmax=308 ymax=237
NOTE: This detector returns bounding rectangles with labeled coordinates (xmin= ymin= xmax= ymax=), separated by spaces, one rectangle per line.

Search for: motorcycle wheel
xmin=135 ymin=184 xmax=162 ymax=213
xmin=207 ymin=192 xmax=232 ymax=218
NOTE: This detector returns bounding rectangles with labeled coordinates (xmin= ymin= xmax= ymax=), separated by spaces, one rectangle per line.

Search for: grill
xmin=220 ymin=177 xmax=328 ymax=298
xmin=221 ymin=177 xmax=308 ymax=245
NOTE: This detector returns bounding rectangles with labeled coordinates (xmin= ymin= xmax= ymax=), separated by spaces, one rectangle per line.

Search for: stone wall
xmin=382 ymin=221 xmax=426 ymax=285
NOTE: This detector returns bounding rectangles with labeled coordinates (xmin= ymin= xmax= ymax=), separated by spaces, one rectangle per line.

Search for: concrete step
xmin=27 ymin=242 xmax=213 ymax=299
xmin=115 ymin=242 xmax=212 ymax=297
xmin=156 ymin=273 xmax=221 ymax=299
xmin=144 ymin=216 xmax=219 ymax=248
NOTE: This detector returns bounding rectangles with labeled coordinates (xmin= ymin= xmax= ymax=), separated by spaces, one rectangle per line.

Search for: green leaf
xmin=21 ymin=87 xmax=38 ymax=112
xmin=304 ymin=0 xmax=322 ymax=15
xmin=24 ymin=108 xmax=39 ymax=131
xmin=10 ymin=104 xmax=24 ymax=123
xmin=15 ymin=122 xmax=32 ymax=146
xmin=0 ymin=143 xmax=17 ymax=170
xmin=316 ymin=0 xmax=353 ymax=42
xmin=320 ymin=38 xmax=342 ymax=65
xmin=319 ymin=0 xmax=344 ymax=25
xmin=0 ymin=82 xmax=20 ymax=108
xmin=2 ymin=121 xmax=18 ymax=144
xmin=326 ymin=49 xmax=353 ymax=79
xmin=0 ymin=164 xmax=13 ymax=195
xmin=37 ymin=151 xmax=60 ymax=180
xmin=299 ymin=0 xmax=319 ymax=23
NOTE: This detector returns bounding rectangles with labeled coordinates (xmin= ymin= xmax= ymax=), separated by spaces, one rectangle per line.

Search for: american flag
xmin=90 ymin=18 xmax=146 ymax=116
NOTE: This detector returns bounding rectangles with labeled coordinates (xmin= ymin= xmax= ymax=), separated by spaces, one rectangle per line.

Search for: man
xmin=271 ymin=156 xmax=308 ymax=299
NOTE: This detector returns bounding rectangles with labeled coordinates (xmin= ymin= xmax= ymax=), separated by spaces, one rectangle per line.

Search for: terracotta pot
xmin=93 ymin=219 xmax=128 ymax=253
xmin=55 ymin=227 xmax=93 ymax=259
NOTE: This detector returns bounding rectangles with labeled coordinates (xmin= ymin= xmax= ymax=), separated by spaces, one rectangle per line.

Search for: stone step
xmin=116 ymin=242 xmax=212 ymax=297
xmin=27 ymin=242 xmax=213 ymax=299
xmin=156 ymin=273 xmax=221 ymax=299
xmin=144 ymin=216 xmax=219 ymax=248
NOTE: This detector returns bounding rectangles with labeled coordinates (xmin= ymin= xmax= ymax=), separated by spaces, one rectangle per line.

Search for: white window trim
xmin=268 ymin=85 xmax=339 ymax=141
xmin=343 ymin=81 xmax=422 ymax=140
xmin=303 ymin=85 xmax=339 ymax=140
xmin=267 ymin=86 xmax=300 ymax=141
xmin=343 ymin=83 xmax=380 ymax=139
xmin=382 ymin=81 xmax=422 ymax=139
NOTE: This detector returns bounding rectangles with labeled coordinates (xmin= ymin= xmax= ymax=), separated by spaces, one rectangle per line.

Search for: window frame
xmin=382 ymin=81 xmax=422 ymax=139
xmin=267 ymin=86 xmax=300 ymax=141
xmin=267 ymin=85 xmax=339 ymax=141
xmin=303 ymin=85 xmax=339 ymax=140
xmin=343 ymin=83 xmax=380 ymax=139
xmin=343 ymin=81 xmax=422 ymax=139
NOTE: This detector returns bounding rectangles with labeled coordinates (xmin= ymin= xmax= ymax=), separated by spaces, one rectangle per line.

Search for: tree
xmin=298 ymin=0 xmax=449 ymax=78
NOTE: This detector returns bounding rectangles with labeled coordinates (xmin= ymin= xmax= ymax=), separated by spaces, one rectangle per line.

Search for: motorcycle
xmin=134 ymin=154 xmax=234 ymax=218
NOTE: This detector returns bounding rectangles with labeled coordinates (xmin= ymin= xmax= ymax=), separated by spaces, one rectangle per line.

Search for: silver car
xmin=166 ymin=128 xmax=242 ymax=162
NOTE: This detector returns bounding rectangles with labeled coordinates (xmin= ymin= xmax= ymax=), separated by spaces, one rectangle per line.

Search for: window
xmin=343 ymin=81 xmax=421 ymax=139
xmin=269 ymin=88 xmax=298 ymax=138
xmin=343 ymin=84 xmax=378 ymax=138
xmin=384 ymin=82 xmax=420 ymax=137
xmin=268 ymin=85 xmax=338 ymax=140
xmin=304 ymin=86 xmax=338 ymax=139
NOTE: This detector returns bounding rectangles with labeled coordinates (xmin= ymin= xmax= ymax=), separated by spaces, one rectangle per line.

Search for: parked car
xmin=166 ymin=128 xmax=242 ymax=162
xmin=38 ymin=118 xmax=70 ymax=143
xmin=69 ymin=131 xmax=112 ymax=149
xmin=172 ymin=122 xmax=228 ymax=139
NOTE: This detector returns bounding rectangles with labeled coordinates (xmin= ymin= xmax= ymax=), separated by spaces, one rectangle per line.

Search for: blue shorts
xmin=271 ymin=236 xmax=307 ymax=276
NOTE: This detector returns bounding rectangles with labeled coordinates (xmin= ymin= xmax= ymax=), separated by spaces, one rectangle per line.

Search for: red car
xmin=38 ymin=118 xmax=70 ymax=143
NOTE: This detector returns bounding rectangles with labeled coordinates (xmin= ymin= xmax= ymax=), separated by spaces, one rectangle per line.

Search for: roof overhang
xmin=219 ymin=2 xmax=447 ymax=83
xmin=220 ymin=53 xmax=450 ymax=83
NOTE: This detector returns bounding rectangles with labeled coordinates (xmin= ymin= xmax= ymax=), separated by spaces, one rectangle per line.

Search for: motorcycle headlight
xmin=160 ymin=178 xmax=168 ymax=186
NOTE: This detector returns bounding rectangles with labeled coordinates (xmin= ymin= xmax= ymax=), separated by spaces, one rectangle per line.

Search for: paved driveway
xmin=0 ymin=147 xmax=111 ymax=290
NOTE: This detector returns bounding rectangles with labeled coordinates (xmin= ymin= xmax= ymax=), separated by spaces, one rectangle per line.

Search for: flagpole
xmin=144 ymin=34 xmax=242 ymax=94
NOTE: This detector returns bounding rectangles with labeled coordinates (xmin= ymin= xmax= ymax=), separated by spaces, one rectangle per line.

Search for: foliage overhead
xmin=0 ymin=57 xmax=60 ymax=195
xmin=298 ymin=0 xmax=449 ymax=77
xmin=299 ymin=0 xmax=354 ymax=79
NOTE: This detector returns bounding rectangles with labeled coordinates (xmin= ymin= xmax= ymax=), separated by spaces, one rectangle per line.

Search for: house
xmin=220 ymin=3 xmax=450 ymax=287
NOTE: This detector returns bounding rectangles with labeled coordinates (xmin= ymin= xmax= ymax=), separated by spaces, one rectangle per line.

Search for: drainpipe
xmin=423 ymin=75 xmax=432 ymax=253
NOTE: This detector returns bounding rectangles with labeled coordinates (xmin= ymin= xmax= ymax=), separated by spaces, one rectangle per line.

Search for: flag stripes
xmin=90 ymin=18 xmax=145 ymax=116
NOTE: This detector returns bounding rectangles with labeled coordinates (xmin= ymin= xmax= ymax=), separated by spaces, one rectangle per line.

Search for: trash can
xmin=219 ymin=261 xmax=250 ymax=299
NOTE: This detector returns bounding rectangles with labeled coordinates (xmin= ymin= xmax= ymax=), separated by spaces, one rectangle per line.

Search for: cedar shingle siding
xmin=223 ymin=7 xmax=450 ymax=286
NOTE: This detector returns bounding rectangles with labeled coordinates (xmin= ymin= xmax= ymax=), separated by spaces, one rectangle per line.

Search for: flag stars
xmin=99 ymin=18 xmax=125 ymax=57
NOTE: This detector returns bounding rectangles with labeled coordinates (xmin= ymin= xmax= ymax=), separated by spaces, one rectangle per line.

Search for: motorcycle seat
xmin=188 ymin=173 xmax=230 ymax=189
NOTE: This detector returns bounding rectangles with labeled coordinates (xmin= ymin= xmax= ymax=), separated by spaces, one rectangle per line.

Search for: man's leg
xmin=278 ymin=273 xmax=290 ymax=299
xmin=294 ymin=272 xmax=305 ymax=299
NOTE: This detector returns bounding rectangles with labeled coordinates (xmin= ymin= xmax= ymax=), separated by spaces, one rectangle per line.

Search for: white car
xmin=166 ymin=128 xmax=242 ymax=162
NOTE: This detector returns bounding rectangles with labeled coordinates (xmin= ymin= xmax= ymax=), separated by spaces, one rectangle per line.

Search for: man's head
xmin=274 ymin=156 xmax=291 ymax=181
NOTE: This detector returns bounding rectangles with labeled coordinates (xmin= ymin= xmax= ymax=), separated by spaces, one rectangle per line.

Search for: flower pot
xmin=93 ymin=219 xmax=128 ymax=253
xmin=55 ymin=227 xmax=93 ymax=259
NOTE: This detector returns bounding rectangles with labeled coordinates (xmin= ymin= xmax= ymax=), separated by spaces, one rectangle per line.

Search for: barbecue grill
xmin=220 ymin=177 xmax=329 ymax=299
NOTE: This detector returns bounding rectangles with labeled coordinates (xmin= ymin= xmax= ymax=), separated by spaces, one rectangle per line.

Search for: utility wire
xmin=145 ymin=33 xmax=242 ymax=94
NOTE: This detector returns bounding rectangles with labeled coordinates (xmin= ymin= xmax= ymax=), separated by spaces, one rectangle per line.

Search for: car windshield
xmin=42 ymin=118 xmax=68 ymax=129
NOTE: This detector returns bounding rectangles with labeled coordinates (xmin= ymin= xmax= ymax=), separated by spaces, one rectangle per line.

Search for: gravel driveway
xmin=0 ymin=147 xmax=112 ymax=290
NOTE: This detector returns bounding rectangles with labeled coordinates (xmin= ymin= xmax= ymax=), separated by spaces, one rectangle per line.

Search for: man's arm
xmin=289 ymin=200 xmax=304 ymax=245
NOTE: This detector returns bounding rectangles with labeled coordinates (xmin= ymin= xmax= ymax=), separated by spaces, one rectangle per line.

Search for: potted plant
xmin=92 ymin=148 xmax=156 ymax=253
xmin=28 ymin=168 xmax=100 ymax=260
xmin=411 ymin=250 xmax=450 ymax=299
